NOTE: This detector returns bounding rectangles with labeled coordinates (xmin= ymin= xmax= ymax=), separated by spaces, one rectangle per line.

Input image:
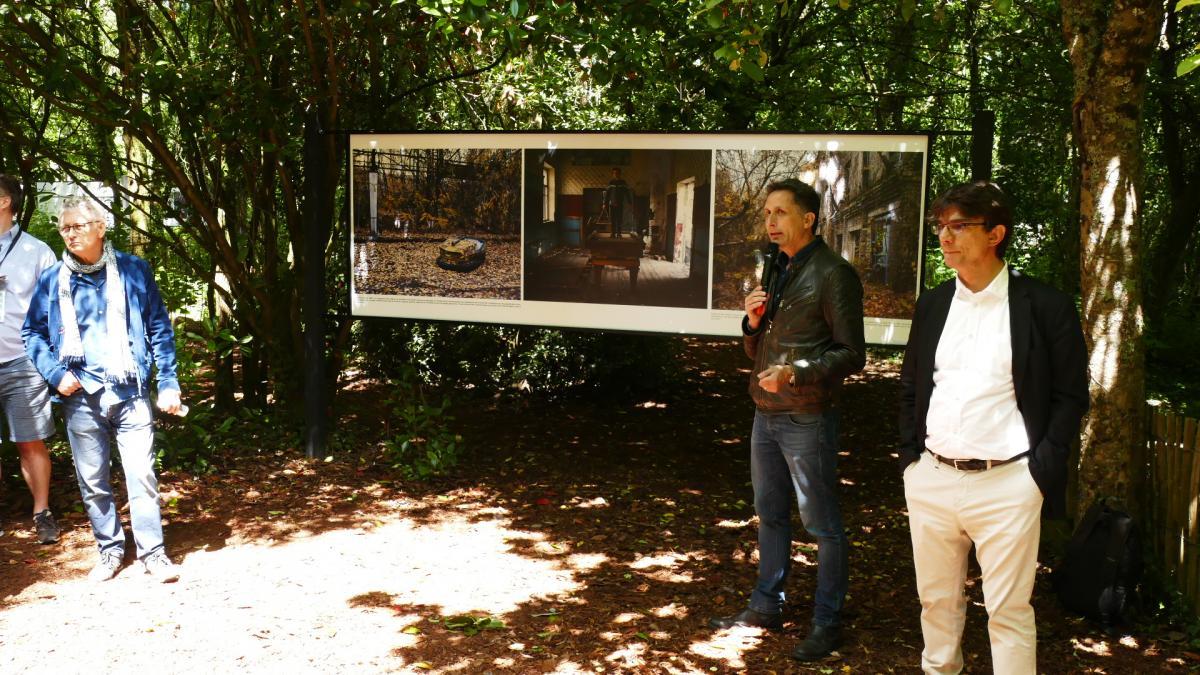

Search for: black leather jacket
xmin=743 ymin=238 xmax=866 ymax=413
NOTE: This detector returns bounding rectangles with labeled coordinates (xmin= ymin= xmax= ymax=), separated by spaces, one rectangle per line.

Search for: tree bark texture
xmin=1061 ymin=0 xmax=1163 ymax=514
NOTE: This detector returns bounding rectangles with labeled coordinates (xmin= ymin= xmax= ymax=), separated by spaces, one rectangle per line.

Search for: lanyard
xmin=0 ymin=225 xmax=24 ymax=272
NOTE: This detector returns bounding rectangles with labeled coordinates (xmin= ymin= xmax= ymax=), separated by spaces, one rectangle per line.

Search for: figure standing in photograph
xmin=604 ymin=167 xmax=631 ymax=237
xmin=23 ymin=197 xmax=183 ymax=583
xmin=0 ymin=175 xmax=60 ymax=543
xmin=709 ymin=179 xmax=865 ymax=662
xmin=897 ymin=181 xmax=1088 ymax=673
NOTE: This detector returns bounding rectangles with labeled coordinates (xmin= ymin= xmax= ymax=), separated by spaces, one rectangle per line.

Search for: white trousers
xmin=903 ymin=452 xmax=1044 ymax=675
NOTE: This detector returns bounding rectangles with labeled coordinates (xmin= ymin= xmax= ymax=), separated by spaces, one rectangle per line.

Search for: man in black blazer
xmin=898 ymin=181 xmax=1088 ymax=673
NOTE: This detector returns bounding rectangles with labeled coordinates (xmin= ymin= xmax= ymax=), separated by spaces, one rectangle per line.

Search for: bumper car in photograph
xmin=436 ymin=236 xmax=486 ymax=272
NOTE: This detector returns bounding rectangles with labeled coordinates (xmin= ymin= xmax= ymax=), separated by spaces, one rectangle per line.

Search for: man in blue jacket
xmin=23 ymin=197 xmax=182 ymax=583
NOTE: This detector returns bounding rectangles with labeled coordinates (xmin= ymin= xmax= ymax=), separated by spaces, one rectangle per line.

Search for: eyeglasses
xmin=929 ymin=218 xmax=987 ymax=237
xmin=58 ymin=220 xmax=102 ymax=235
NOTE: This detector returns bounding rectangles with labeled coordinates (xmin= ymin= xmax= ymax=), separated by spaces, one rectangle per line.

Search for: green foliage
xmin=922 ymin=241 xmax=955 ymax=289
xmin=0 ymin=0 xmax=545 ymax=413
xmin=150 ymin=322 xmax=287 ymax=471
xmin=380 ymin=366 xmax=463 ymax=480
xmin=1178 ymin=0 xmax=1200 ymax=76
xmin=153 ymin=405 xmax=222 ymax=473
xmin=439 ymin=614 xmax=505 ymax=636
xmin=183 ymin=317 xmax=253 ymax=362
xmin=1145 ymin=311 xmax=1200 ymax=418
xmin=1179 ymin=52 xmax=1200 ymax=77
xmin=153 ymin=402 xmax=293 ymax=473
xmin=0 ymin=0 xmax=1192 ymax=465
xmin=153 ymin=332 xmax=216 ymax=472
xmin=1139 ymin=553 xmax=1200 ymax=649
xmin=353 ymin=321 xmax=682 ymax=401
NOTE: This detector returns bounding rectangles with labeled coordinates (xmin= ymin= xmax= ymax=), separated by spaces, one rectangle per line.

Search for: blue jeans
xmin=748 ymin=408 xmax=848 ymax=627
xmin=62 ymin=392 xmax=165 ymax=560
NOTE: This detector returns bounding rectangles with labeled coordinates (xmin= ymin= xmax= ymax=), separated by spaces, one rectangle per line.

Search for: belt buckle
xmin=953 ymin=458 xmax=978 ymax=471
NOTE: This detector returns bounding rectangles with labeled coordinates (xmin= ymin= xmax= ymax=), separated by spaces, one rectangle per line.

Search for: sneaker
xmin=33 ymin=509 xmax=60 ymax=544
xmin=88 ymin=551 xmax=124 ymax=582
xmin=142 ymin=552 xmax=180 ymax=583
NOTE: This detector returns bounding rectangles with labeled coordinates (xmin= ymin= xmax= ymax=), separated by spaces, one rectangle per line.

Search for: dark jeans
xmin=748 ymin=408 xmax=848 ymax=627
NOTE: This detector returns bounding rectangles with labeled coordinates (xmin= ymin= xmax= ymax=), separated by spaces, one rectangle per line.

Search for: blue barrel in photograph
xmin=561 ymin=217 xmax=582 ymax=246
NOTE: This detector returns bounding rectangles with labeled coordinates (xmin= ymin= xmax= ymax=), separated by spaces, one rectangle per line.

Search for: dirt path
xmin=0 ymin=340 xmax=1194 ymax=673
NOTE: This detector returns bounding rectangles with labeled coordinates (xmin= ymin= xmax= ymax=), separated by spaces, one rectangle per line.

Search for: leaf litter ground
xmin=0 ymin=340 xmax=1194 ymax=673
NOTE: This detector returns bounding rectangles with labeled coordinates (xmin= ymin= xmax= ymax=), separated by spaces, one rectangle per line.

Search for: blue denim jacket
xmin=21 ymin=250 xmax=179 ymax=397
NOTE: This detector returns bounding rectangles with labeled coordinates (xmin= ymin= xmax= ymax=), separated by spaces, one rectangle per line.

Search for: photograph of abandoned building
xmin=522 ymin=148 xmax=712 ymax=309
xmin=712 ymin=148 xmax=925 ymax=319
xmin=351 ymin=147 xmax=521 ymax=300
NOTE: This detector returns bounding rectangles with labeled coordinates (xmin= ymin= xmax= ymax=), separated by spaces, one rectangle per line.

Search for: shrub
xmin=352 ymin=320 xmax=683 ymax=400
xmin=381 ymin=365 xmax=463 ymax=480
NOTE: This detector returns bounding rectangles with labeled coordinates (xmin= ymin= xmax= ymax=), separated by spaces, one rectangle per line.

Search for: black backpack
xmin=1054 ymin=500 xmax=1142 ymax=629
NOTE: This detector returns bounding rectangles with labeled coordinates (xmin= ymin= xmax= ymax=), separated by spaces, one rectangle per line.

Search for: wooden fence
xmin=1144 ymin=408 xmax=1200 ymax=614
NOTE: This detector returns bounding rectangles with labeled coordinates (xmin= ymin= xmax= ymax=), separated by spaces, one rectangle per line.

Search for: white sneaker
xmin=88 ymin=551 xmax=123 ymax=582
xmin=142 ymin=551 xmax=179 ymax=583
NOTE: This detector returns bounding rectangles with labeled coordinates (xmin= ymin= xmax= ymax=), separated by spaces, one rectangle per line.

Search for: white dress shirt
xmin=925 ymin=265 xmax=1029 ymax=461
xmin=0 ymin=224 xmax=57 ymax=362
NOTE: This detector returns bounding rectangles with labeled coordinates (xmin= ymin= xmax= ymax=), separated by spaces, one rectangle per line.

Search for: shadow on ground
xmin=1 ymin=339 xmax=1193 ymax=673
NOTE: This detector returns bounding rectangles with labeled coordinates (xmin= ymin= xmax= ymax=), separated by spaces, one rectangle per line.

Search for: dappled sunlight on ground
xmin=349 ymin=514 xmax=589 ymax=618
xmin=0 ymin=494 xmax=611 ymax=672
xmin=3 ymin=342 xmax=1194 ymax=672
xmin=687 ymin=626 xmax=766 ymax=670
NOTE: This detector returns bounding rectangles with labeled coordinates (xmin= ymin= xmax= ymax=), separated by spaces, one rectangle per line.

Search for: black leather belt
xmin=926 ymin=449 xmax=1026 ymax=472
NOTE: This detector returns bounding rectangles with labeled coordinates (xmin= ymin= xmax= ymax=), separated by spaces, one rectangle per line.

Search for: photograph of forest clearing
xmin=352 ymin=147 xmax=521 ymax=300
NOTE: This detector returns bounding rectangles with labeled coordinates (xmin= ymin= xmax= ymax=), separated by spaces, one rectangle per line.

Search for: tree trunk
xmin=301 ymin=107 xmax=334 ymax=458
xmin=1061 ymin=0 xmax=1162 ymax=514
xmin=242 ymin=343 xmax=268 ymax=410
xmin=207 ymin=284 xmax=236 ymax=411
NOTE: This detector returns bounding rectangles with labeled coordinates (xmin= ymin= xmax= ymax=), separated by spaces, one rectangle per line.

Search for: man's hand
xmin=56 ymin=372 xmax=82 ymax=397
xmin=756 ymin=364 xmax=793 ymax=393
xmin=157 ymin=389 xmax=183 ymax=415
xmin=744 ymin=286 xmax=768 ymax=330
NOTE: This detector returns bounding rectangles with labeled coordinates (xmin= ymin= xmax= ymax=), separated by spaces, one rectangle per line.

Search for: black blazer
xmin=898 ymin=269 xmax=1089 ymax=519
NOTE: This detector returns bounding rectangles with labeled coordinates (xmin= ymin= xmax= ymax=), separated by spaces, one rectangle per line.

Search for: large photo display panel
xmin=349 ymin=133 xmax=929 ymax=344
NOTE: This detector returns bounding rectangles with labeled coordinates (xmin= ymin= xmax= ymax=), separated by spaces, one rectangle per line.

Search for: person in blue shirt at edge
xmin=23 ymin=196 xmax=183 ymax=583
xmin=0 ymin=174 xmax=61 ymax=544
xmin=709 ymin=178 xmax=866 ymax=662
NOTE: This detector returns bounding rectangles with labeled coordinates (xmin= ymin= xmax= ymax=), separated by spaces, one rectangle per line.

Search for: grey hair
xmin=58 ymin=196 xmax=107 ymax=224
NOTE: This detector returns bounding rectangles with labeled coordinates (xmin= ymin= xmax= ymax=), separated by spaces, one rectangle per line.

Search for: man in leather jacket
xmin=709 ymin=178 xmax=866 ymax=662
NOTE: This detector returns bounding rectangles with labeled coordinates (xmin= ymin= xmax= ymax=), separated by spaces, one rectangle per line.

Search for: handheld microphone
xmin=760 ymin=242 xmax=780 ymax=296
xmin=753 ymin=242 xmax=780 ymax=318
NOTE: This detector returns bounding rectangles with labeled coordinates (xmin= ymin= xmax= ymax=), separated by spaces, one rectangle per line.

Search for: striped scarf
xmin=56 ymin=241 xmax=138 ymax=385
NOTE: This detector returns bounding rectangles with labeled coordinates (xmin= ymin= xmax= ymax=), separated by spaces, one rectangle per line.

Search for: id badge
xmin=0 ymin=275 xmax=6 ymax=316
